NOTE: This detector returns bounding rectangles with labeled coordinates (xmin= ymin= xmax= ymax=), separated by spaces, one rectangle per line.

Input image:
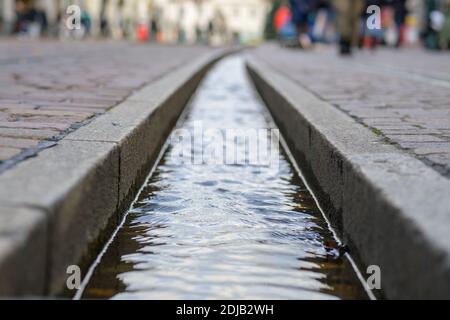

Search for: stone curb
xmin=246 ymin=57 xmax=450 ymax=299
xmin=0 ymin=48 xmax=232 ymax=297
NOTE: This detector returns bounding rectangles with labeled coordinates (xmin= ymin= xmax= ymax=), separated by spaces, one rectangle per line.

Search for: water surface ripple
xmin=83 ymin=56 xmax=367 ymax=300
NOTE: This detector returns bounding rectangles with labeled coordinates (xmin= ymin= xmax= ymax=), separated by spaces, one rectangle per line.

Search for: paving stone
xmin=413 ymin=143 xmax=450 ymax=155
xmin=425 ymin=153 xmax=450 ymax=167
xmin=8 ymin=109 xmax=95 ymax=118
xmin=0 ymin=137 xmax=39 ymax=149
xmin=387 ymin=135 xmax=445 ymax=143
xmin=0 ymin=121 xmax=71 ymax=131
xmin=39 ymin=105 xmax=106 ymax=114
xmin=0 ymin=147 xmax=21 ymax=161
xmin=0 ymin=128 xmax=58 ymax=140
xmin=382 ymin=129 xmax=443 ymax=135
xmin=374 ymin=124 xmax=420 ymax=130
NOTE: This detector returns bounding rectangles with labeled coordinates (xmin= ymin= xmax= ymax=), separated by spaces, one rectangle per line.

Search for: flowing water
xmin=81 ymin=55 xmax=367 ymax=300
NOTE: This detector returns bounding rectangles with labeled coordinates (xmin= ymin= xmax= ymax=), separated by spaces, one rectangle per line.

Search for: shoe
xmin=339 ymin=40 xmax=351 ymax=55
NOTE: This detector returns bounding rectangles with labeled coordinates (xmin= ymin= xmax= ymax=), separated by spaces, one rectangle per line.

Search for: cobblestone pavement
xmin=251 ymin=44 xmax=450 ymax=177
xmin=0 ymin=40 xmax=213 ymax=170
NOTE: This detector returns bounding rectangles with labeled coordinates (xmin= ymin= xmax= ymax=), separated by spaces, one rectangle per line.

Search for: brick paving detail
xmin=0 ymin=40 xmax=213 ymax=167
xmin=252 ymin=45 xmax=450 ymax=177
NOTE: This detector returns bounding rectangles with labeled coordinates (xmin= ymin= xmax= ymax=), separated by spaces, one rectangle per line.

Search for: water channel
xmin=80 ymin=55 xmax=368 ymax=300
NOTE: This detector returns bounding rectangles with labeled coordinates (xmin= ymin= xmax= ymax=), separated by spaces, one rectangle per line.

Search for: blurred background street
xmin=0 ymin=0 xmax=449 ymax=50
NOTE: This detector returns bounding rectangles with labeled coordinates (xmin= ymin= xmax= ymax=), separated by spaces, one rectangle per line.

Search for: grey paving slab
xmin=0 ymin=139 xmax=119 ymax=295
xmin=0 ymin=205 xmax=47 ymax=296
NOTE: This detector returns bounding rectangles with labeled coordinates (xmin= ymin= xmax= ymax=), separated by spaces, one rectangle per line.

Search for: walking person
xmin=423 ymin=0 xmax=442 ymax=49
xmin=440 ymin=0 xmax=450 ymax=49
xmin=333 ymin=0 xmax=364 ymax=55
xmin=13 ymin=0 xmax=48 ymax=37
xmin=393 ymin=0 xmax=408 ymax=46
xmin=289 ymin=0 xmax=315 ymax=48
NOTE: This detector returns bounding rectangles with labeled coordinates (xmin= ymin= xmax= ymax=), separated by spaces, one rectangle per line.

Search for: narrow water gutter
xmin=74 ymin=55 xmax=373 ymax=300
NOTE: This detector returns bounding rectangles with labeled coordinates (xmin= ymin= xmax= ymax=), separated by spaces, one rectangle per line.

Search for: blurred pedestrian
xmin=289 ymin=0 xmax=315 ymax=48
xmin=440 ymin=0 xmax=450 ymax=49
xmin=423 ymin=0 xmax=443 ymax=49
xmin=274 ymin=3 xmax=297 ymax=46
xmin=393 ymin=0 xmax=408 ymax=46
xmin=401 ymin=0 xmax=423 ymax=46
xmin=312 ymin=0 xmax=335 ymax=43
xmin=333 ymin=0 xmax=364 ymax=55
xmin=150 ymin=18 xmax=160 ymax=42
xmin=265 ymin=0 xmax=282 ymax=40
xmin=13 ymin=0 xmax=48 ymax=37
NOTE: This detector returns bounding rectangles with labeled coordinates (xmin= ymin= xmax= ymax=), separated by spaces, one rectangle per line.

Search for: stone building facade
xmin=0 ymin=0 xmax=270 ymax=44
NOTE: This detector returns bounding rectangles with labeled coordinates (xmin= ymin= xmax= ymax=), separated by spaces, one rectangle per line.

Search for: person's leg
xmin=298 ymin=11 xmax=312 ymax=48
xmin=333 ymin=0 xmax=352 ymax=54
xmin=350 ymin=0 xmax=364 ymax=48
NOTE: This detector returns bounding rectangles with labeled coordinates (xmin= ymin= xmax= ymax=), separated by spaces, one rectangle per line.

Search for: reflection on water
xmin=82 ymin=56 xmax=367 ymax=300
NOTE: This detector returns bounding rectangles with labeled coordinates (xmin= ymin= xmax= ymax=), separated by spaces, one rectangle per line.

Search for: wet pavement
xmin=81 ymin=55 xmax=367 ymax=300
